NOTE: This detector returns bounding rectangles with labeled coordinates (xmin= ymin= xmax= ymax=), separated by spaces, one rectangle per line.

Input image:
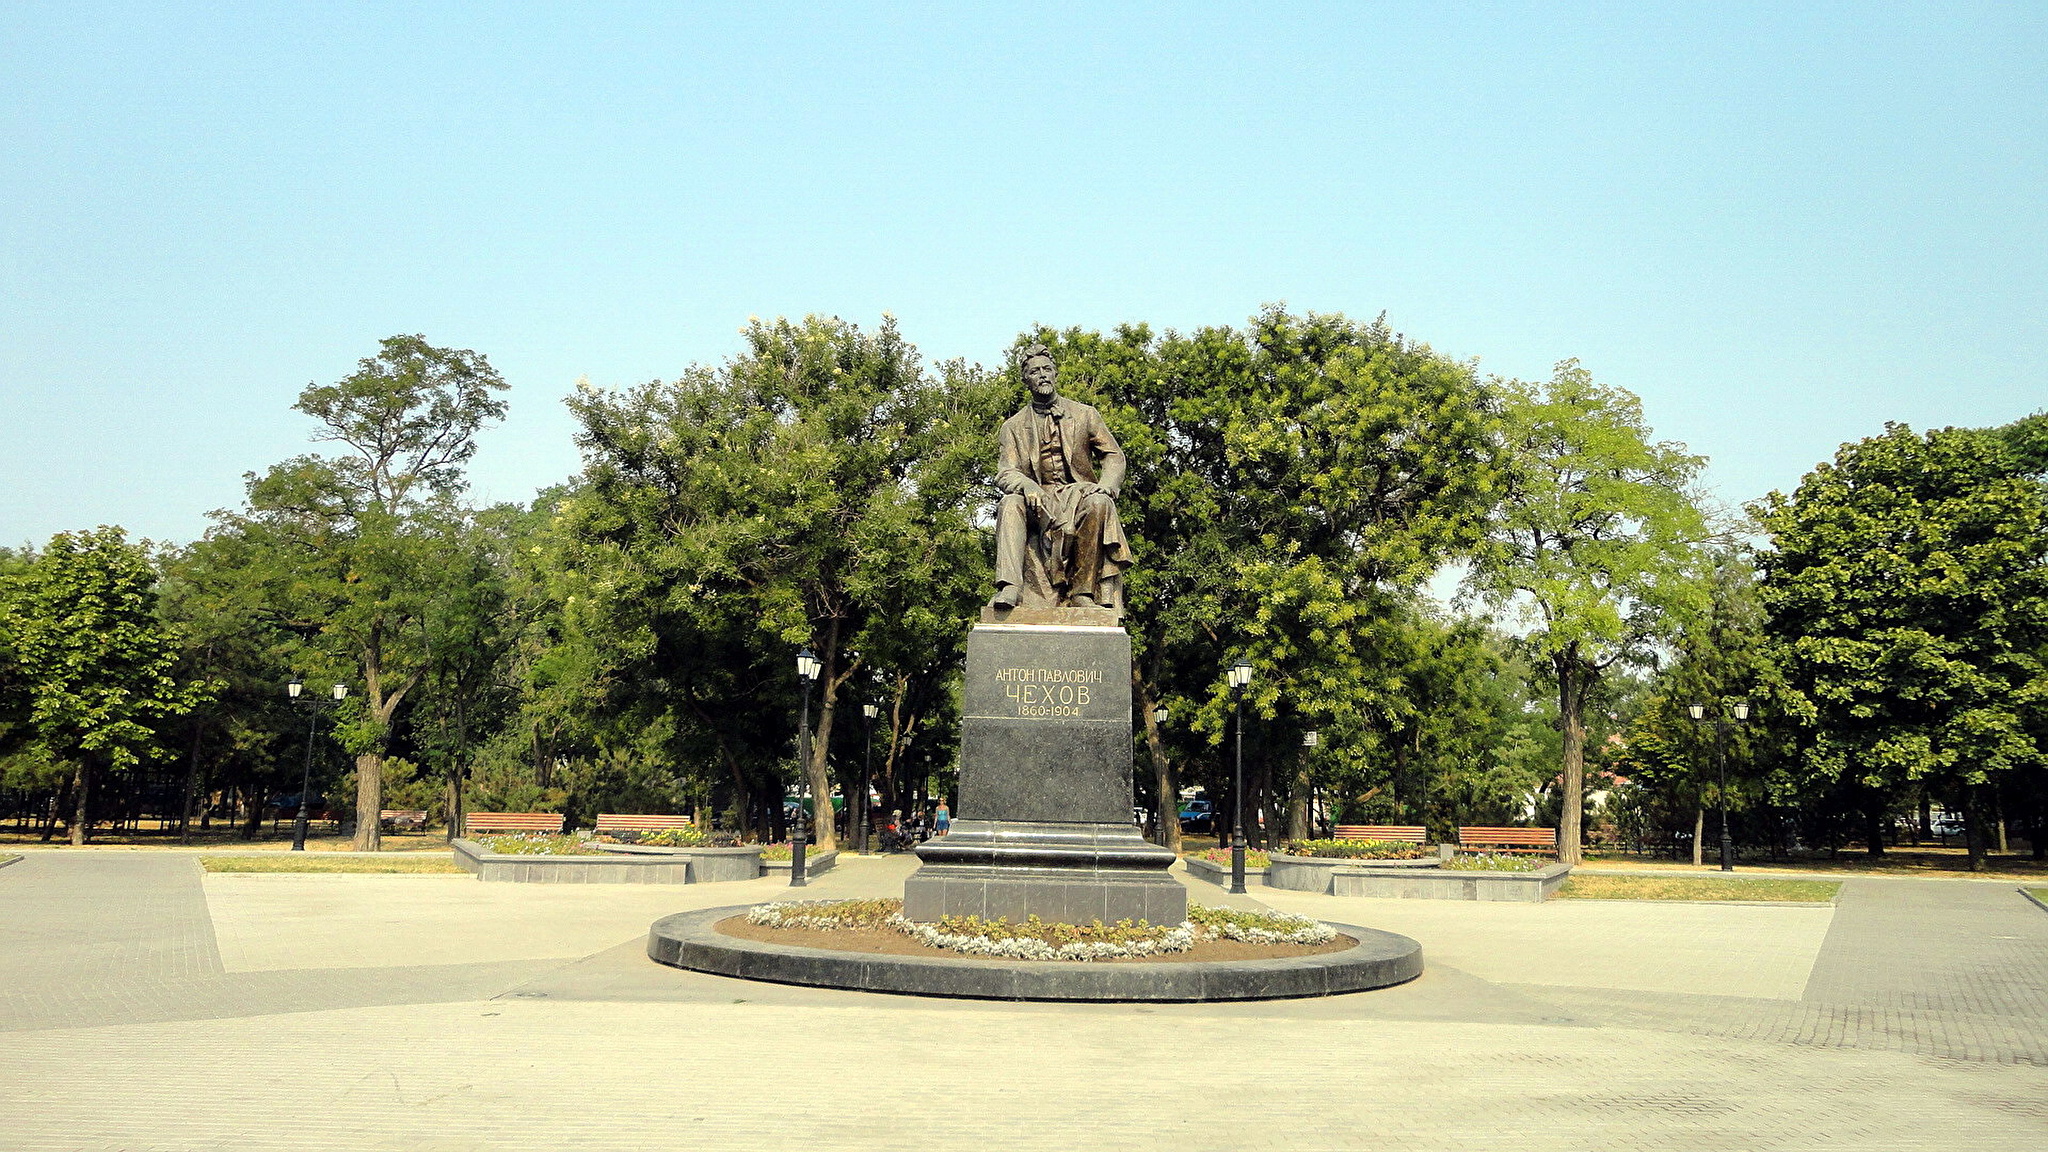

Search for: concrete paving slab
xmin=1253 ymin=884 xmax=1835 ymax=1000
xmin=1 ymin=997 xmax=2040 ymax=1152
xmin=4 ymin=848 xmax=2044 ymax=1149
xmin=202 ymin=869 xmax=803 ymax=971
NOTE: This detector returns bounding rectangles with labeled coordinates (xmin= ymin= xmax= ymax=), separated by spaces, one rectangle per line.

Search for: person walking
xmin=934 ymin=799 xmax=951 ymax=836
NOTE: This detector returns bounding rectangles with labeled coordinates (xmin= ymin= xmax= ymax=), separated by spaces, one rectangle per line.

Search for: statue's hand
xmin=1025 ymin=487 xmax=1047 ymax=514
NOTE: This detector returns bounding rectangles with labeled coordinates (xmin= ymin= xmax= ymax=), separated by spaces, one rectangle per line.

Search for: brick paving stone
xmin=2 ymin=851 xmax=2045 ymax=1149
xmin=1803 ymin=877 xmax=2048 ymax=1018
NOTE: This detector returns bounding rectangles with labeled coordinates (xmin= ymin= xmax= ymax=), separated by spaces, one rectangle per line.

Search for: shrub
xmin=1186 ymin=904 xmax=1337 ymax=944
xmin=747 ymin=899 xmax=904 ymax=929
xmin=480 ymin=834 xmax=589 ymax=855
xmin=596 ymin=826 xmax=734 ymax=848
xmin=1441 ymin=853 xmax=1545 ymax=871
xmin=1195 ymin=848 xmax=1272 ymax=868
xmin=1282 ymin=838 xmax=1432 ymax=860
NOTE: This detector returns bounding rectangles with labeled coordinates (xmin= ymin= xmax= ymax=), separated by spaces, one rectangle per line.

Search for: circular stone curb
xmin=646 ymin=905 xmax=1422 ymax=1002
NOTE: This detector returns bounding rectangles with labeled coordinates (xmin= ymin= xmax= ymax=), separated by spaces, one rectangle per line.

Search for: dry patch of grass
xmin=1558 ymin=874 xmax=1840 ymax=903
xmin=200 ymin=855 xmax=465 ymax=874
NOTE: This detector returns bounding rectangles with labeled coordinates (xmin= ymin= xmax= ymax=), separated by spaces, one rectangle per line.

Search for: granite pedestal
xmin=903 ymin=618 xmax=1184 ymax=926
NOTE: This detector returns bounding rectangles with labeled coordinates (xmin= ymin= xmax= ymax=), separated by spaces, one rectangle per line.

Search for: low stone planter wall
xmin=761 ymin=850 xmax=838 ymax=878
xmin=1332 ymin=861 xmax=1572 ymax=902
xmin=1182 ymin=856 xmax=1269 ymax=888
xmin=1266 ymin=851 xmax=1434 ymax=893
xmin=590 ymin=843 xmax=763 ymax=883
xmin=452 ymin=839 xmax=762 ymax=884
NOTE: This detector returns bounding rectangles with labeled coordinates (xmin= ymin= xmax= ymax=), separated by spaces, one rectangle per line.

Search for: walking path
xmin=3 ymin=849 xmax=2043 ymax=1150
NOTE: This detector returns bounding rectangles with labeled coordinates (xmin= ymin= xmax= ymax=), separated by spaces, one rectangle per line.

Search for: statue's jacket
xmin=994 ymin=396 xmax=1134 ymax=574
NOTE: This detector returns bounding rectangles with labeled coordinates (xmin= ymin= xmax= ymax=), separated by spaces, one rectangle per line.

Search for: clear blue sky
xmin=4 ymin=2 xmax=2042 ymax=548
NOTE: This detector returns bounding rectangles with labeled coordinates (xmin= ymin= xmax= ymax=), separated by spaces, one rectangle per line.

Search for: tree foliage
xmin=1465 ymin=360 xmax=1713 ymax=863
xmin=1755 ymin=420 xmax=2048 ymax=866
xmin=0 ymin=527 xmax=210 ymax=843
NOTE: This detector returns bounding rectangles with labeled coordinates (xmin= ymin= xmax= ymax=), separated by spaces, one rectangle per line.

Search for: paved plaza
xmin=2 ymin=850 xmax=2044 ymax=1151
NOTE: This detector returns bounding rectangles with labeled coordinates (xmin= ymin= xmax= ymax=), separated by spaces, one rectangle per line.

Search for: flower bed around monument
xmin=738 ymin=898 xmax=1337 ymax=962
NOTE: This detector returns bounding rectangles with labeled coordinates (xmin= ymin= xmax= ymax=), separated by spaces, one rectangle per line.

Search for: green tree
xmin=1754 ymin=421 xmax=2048 ymax=868
xmin=565 ymin=316 xmax=1001 ymax=850
xmin=1612 ymin=550 xmax=1781 ymax=863
xmin=1028 ymin=309 xmax=1508 ymax=848
xmin=1466 ymin=360 xmax=1712 ymax=864
xmin=0 ymin=527 xmax=210 ymax=844
xmin=231 ymin=335 xmax=508 ymax=850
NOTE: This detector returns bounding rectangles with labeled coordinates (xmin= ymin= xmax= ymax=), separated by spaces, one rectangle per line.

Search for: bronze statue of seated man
xmin=990 ymin=344 xmax=1133 ymax=611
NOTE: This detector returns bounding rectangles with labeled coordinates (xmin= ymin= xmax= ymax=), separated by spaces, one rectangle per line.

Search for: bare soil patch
xmin=717 ymin=915 xmax=1355 ymax=963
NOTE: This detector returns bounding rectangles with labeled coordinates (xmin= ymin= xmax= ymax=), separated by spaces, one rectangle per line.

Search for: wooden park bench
xmin=379 ymin=809 xmax=426 ymax=832
xmin=593 ymin=813 xmax=697 ymax=836
xmin=463 ymin=812 xmax=566 ymax=836
xmin=1334 ymin=825 xmax=1428 ymax=843
xmin=1457 ymin=826 xmax=1557 ymax=855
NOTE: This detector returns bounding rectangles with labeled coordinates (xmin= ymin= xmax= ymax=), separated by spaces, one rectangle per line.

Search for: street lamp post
xmin=1301 ymin=729 xmax=1319 ymax=841
xmin=792 ymin=648 xmax=821 ymax=887
xmin=1151 ymin=704 xmax=1169 ymax=840
xmin=861 ymin=702 xmax=879 ymax=855
xmin=1686 ymin=702 xmax=1751 ymax=872
xmin=287 ymin=679 xmax=348 ymax=851
xmin=1226 ymin=659 xmax=1254 ymax=894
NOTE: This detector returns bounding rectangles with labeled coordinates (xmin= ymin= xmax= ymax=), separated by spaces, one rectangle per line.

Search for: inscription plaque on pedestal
xmin=903 ymin=621 xmax=1185 ymax=926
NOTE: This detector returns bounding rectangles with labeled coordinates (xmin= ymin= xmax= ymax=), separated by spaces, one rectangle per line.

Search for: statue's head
xmin=1020 ymin=344 xmax=1058 ymax=403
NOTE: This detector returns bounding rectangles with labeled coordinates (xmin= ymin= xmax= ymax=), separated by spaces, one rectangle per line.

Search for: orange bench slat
xmin=465 ymin=812 xmax=565 ymax=833
xmin=594 ymin=814 xmax=697 ymax=831
xmin=1333 ymin=825 xmax=1428 ymax=842
xmin=1457 ymin=826 xmax=1557 ymax=852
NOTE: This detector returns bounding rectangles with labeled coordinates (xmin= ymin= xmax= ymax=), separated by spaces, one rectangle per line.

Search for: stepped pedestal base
xmin=903 ymin=618 xmax=1184 ymax=926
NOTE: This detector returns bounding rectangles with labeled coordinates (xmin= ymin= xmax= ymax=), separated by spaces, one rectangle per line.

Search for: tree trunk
xmin=1135 ymin=674 xmax=1181 ymax=853
xmin=1863 ymin=792 xmax=1886 ymax=857
xmin=1692 ymin=805 xmax=1705 ymax=867
xmin=1963 ymin=784 xmax=1989 ymax=872
xmin=1288 ymin=756 xmax=1311 ymax=843
xmin=805 ymin=634 xmax=844 ymax=853
xmin=238 ymin=781 xmax=261 ymax=839
xmin=179 ymin=720 xmax=204 ymax=845
xmin=69 ymin=759 xmax=92 ymax=846
xmin=723 ymin=746 xmax=752 ymax=838
xmin=353 ymin=751 xmax=383 ymax=852
xmin=1553 ymin=652 xmax=1588 ymax=865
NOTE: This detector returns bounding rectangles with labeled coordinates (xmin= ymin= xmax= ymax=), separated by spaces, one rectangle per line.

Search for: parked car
xmin=1178 ymin=799 xmax=1214 ymax=834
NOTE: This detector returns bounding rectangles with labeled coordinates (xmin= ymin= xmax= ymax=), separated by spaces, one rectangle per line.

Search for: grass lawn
xmin=200 ymin=855 xmax=466 ymax=874
xmin=1581 ymin=848 xmax=2047 ymax=882
xmin=0 ymin=826 xmax=456 ymax=852
xmin=2027 ymin=888 xmax=2048 ymax=906
xmin=1557 ymin=874 xmax=1841 ymax=903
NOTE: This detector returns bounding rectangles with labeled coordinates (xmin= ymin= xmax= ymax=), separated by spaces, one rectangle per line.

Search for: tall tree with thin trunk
xmin=231 ymin=335 xmax=507 ymax=851
xmin=1465 ymin=361 xmax=1711 ymax=865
